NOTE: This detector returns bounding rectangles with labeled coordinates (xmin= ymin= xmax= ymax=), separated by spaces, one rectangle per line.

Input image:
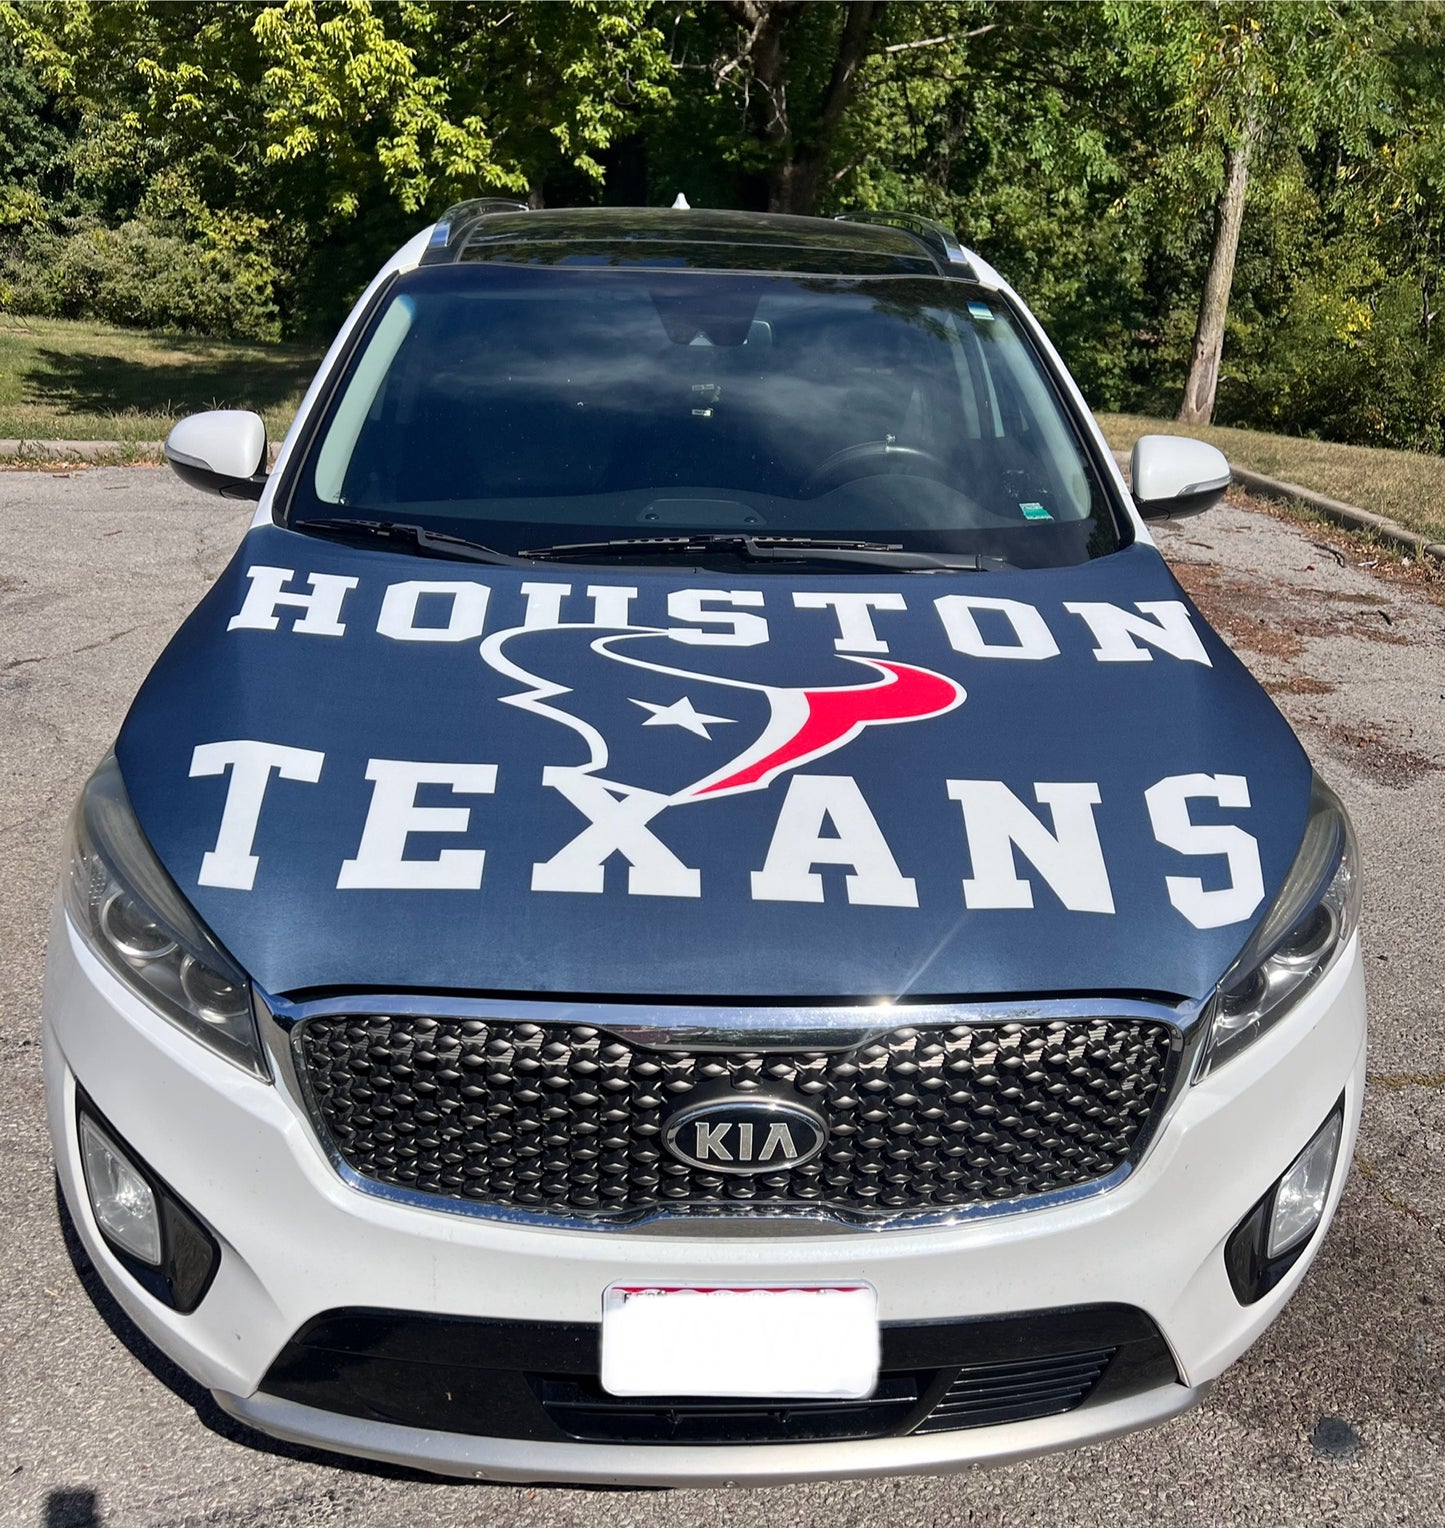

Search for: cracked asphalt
xmin=1 ymin=468 xmax=1442 ymax=1527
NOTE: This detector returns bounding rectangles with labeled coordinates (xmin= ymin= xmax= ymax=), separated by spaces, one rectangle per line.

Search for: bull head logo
xmin=479 ymin=620 xmax=964 ymax=806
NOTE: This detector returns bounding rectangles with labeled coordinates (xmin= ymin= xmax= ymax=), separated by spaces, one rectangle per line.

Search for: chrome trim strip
xmin=263 ymin=988 xmax=1204 ymax=1048
xmin=295 ymin=1140 xmax=1146 ymax=1237
xmin=260 ymin=987 xmax=1200 ymax=1237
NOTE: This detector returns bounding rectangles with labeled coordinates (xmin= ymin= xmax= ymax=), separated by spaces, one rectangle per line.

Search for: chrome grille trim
xmin=264 ymin=990 xmax=1203 ymax=1049
xmin=263 ymin=991 xmax=1196 ymax=1233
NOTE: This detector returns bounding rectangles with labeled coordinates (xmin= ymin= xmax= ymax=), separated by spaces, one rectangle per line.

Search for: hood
xmin=116 ymin=528 xmax=1312 ymax=1005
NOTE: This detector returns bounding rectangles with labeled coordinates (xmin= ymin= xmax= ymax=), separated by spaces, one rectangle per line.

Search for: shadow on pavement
xmin=44 ymin=1489 xmax=103 ymax=1527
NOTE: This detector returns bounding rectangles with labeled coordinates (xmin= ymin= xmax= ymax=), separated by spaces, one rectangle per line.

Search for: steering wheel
xmin=800 ymin=440 xmax=953 ymax=498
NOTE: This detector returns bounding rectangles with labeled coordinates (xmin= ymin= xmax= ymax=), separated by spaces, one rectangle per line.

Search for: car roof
xmin=417 ymin=203 xmax=978 ymax=280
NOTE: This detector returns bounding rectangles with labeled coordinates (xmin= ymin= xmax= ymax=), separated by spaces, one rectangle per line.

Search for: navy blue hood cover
xmin=116 ymin=529 xmax=1311 ymax=1004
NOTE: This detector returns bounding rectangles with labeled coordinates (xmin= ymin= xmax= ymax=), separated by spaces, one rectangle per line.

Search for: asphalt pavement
xmin=1 ymin=468 xmax=1442 ymax=1527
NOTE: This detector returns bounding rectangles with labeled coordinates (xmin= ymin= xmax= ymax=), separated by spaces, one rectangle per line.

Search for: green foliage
xmin=827 ymin=0 xmax=1443 ymax=449
xmin=2 ymin=218 xmax=280 ymax=340
xmin=0 ymin=34 xmax=65 ymax=193
xmin=0 ymin=0 xmax=673 ymax=332
xmin=836 ymin=3 xmax=1184 ymax=404
xmin=1 ymin=0 xmax=1444 ymax=456
xmin=1231 ymin=264 xmax=1445 ymax=452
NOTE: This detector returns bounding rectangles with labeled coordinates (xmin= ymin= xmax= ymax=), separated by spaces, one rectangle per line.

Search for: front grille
xmin=260 ymin=1306 xmax=1178 ymax=1447
xmin=533 ymin=1349 xmax=1115 ymax=1443
xmin=533 ymin=1370 xmax=928 ymax=1444
xmin=911 ymin=1348 xmax=1115 ymax=1434
xmin=296 ymin=1014 xmax=1176 ymax=1223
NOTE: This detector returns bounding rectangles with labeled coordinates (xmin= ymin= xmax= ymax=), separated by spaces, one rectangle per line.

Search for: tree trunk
xmin=722 ymin=1 xmax=882 ymax=217
xmin=1178 ymin=122 xmax=1256 ymax=425
xmin=768 ymin=156 xmax=818 ymax=215
xmin=765 ymin=2 xmax=880 ymax=215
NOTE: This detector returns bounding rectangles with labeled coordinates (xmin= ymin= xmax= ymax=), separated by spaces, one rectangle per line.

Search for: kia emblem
xmin=662 ymin=1097 xmax=828 ymax=1174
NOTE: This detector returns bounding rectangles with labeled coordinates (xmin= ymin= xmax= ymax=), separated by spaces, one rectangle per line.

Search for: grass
xmin=0 ymin=316 xmax=320 ymax=446
xmin=1098 ymin=412 xmax=1445 ymax=545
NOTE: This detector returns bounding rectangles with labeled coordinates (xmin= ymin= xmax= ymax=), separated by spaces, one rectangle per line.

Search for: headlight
xmin=1197 ymin=774 xmax=1361 ymax=1079
xmin=63 ymin=756 xmax=267 ymax=1079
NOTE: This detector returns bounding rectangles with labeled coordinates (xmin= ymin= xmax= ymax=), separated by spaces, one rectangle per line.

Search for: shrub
xmin=1225 ymin=271 xmax=1445 ymax=453
xmin=0 ymin=218 xmax=280 ymax=341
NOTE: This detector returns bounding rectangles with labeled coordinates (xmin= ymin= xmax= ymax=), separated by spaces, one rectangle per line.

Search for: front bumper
xmin=44 ymin=906 xmax=1366 ymax=1485
xmin=214 ymin=1378 xmax=1208 ymax=1486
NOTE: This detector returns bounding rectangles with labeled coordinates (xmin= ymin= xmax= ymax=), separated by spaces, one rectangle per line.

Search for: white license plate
xmin=600 ymin=1282 xmax=879 ymax=1399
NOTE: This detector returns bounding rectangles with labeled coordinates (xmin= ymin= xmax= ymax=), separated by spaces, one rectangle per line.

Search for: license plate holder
xmin=600 ymin=1282 xmax=880 ymax=1399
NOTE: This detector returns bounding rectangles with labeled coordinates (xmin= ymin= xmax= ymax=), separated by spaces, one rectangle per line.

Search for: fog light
xmin=1225 ymin=1097 xmax=1346 ymax=1305
xmin=79 ymin=1112 xmax=161 ymax=1265
xmin=1268 ymin=1112 xmax=1343 ymax=1259
xmin=73 ymin=1095 xmax=220 ymax=1313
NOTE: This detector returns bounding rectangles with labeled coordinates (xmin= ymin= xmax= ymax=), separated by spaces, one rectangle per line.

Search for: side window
xmin=314 ymin=294 xmax=416 ymax=503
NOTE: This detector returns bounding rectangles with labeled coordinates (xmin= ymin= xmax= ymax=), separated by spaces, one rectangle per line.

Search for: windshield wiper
xmin=521 ymin=534 xmax=999 ymax=571
xmin=298 ymin=518 xmax=536 ymax=567
xmin=297 ymin=523 xmax=1002 ymax=572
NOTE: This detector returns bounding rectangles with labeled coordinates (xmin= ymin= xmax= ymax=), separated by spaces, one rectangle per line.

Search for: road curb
xmin=0 ymin=438 xmax=161 ymax=461
xmin=1228 ymin=463 xmax=1445 ymax=563
xmin=0 ymin=438 xmax=287 ymax=466
xmin=1111 ymin=448 xmax=1445 ymax=564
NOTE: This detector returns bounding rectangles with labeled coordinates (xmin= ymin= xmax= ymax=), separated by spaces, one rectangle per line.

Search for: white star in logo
xmin=629 ymin=695 xmax=736 ymax=740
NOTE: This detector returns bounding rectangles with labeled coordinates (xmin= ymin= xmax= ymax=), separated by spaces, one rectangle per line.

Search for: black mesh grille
xmin=260 ymin=1306 xmax=1177 ymax=1447
xmin=912 ymin=1348 xmax=1115 ymax=1434
xmin=296 ymin=1015 xmax=1177 ymax=1223
xmin=533 ymin=1348 xmax=1116 ymax=1443
xmin=533 ymin=1371 xmax=928 ymax=1444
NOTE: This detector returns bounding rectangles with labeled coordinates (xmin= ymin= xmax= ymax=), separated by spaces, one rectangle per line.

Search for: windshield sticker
xmin=967 ymin=301 xmax=995 ymax=321
xmin=1019 ymin=502 xmax=1053 ymax=522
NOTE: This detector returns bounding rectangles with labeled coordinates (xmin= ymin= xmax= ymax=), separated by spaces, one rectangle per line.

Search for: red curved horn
xmin=696 ymin=662 xmax=961 ymax=796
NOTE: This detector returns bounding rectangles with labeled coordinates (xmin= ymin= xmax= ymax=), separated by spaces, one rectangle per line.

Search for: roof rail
xmin=833 ymin=210 xmax=974 ymax=278
xmin=421 ymin=198 xmax=529 ymax=264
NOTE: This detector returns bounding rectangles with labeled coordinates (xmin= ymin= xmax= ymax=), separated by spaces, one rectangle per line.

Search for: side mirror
xmin=1130 ymin=434 xmax=1231 ymax=520
xmin=164 ymin=410 xmax=268 ymax=500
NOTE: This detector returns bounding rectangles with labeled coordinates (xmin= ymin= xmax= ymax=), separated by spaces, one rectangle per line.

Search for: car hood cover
xmin=116 ymin=528 xmax=1312 ymax=1004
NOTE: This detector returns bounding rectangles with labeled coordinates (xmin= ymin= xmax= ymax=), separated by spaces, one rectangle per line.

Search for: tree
xmin=677 ymin=1 xmax=887 ymax=214
xmin=6 ymin=0 xmax=1445 ymax=457
xmin=1111 ymin=2 xmax=1386 ymax=425
xmin=1367 ymin=10 xmax=1445 ymax=353
xmin=0 ymin=33 xmax=66 ymax=225
xmin=0 ymin=0 xmax=673 ymax=329
xmin=835 ymin=3 xmax=1168 ymax=404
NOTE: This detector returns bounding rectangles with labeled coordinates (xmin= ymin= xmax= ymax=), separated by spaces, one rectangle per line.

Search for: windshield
xmin=287 ymin=263 xmax=1124 ymax=568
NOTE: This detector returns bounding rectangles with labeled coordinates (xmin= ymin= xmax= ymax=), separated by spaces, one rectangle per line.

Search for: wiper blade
xmin=521 ymin=534 xmax=997 ymax=571
xmin=523 ymin=534 xmax=899 ymax=557
xmin=743 ymin=539 xmax=999 ymax=572
xmin=298 ymin=518 xmax=535 ymax=567
xmin=297 ymin=524 xmax=1001 ymax=573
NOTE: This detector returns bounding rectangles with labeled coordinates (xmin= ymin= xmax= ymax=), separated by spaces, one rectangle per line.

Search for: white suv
xmin=45 ymin=203 xmax=1362 ymax=1484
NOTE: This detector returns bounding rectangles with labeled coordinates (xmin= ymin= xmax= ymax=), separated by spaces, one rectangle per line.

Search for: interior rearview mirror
xmin=1130 ymin=434 xmax=1231 ymax=520
xmin=164 ymin=410 xmax=269 ymax=500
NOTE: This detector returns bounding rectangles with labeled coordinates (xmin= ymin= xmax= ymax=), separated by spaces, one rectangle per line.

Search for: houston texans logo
xmin=479 ymin=622 xmax=964 ymax=804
